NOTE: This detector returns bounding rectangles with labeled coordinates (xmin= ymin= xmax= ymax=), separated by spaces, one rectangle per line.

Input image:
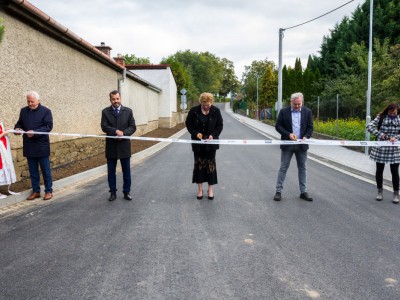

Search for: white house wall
xmin=120 ymin=78 xmax=159 ymax=135
xmin=129 ymin=69 xmax=177 ymax=118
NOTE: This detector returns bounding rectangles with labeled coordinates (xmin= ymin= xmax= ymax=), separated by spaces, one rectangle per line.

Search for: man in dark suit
xmin=101 ymin=90 xmax=136 ymax=201
xmin=273 ymin=92 xmax=314 ymax=202
xmin=15 ymin=91 xmax=54 ymax=201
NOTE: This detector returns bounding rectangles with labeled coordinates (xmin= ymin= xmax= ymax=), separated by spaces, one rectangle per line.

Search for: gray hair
xmin=290 ymin=92 xmax=304 ymax=102
xmin=26 ymin=91 xmax=40 ymax=101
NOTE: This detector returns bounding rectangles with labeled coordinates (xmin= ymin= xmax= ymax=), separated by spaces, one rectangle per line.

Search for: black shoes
xmin=124 ymin=193 xmax=132 ymax=201
xmin=273 ymin=192 xmax=313 ymax=201
xmin=109 ymin=193 xmax=132 ymax=201
xmin=108 ymin=193 xmax=116 ymax=201
xmin=300 ymin=192 xmax=313 ymax=201
xmin=273 ymin=192 xmax=281 ymax=201
xmin=197 ymin=192 xmax=214 ymax=200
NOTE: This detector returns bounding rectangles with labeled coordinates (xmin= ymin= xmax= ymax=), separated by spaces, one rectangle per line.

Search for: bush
xmin=314 ymin=118 xmax=368 ymax=140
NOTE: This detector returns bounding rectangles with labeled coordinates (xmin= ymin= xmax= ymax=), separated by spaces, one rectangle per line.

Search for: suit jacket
xmin=275 ymin=105 xmax=313 ymax=151
xmin=101 ymin=105 xmax=136 ymax=159
xmin=14 ymin=103 xmax=53 ymax=157
xmin=185 ymin=105 xmax=223 ymax=152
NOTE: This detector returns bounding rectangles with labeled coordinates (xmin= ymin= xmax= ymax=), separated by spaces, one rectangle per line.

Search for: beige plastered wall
xmin=0 ymin=12 xmax=119 ymax=150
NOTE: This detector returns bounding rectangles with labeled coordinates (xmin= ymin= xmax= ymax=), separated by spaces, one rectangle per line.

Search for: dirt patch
xmin=1 ymin=123 xmax=186 ymax=193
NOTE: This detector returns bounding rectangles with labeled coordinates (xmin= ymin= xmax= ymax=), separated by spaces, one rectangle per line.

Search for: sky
xmin=28 ymin=0 xmax=365 ymax=78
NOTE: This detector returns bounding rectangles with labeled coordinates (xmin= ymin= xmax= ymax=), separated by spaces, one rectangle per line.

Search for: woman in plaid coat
xmin=367 ymin=103 xmax=400 ymax=204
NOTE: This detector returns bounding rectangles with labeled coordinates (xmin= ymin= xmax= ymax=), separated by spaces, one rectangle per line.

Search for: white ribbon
xmin=7 ymin=129 xmax=400 ymax=147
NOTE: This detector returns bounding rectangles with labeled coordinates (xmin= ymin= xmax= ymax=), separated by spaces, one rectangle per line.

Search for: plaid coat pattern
xmin=367 ymin=115 xmax=400 ymax=164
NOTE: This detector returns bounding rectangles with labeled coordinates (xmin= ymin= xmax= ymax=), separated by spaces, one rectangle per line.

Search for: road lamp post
xmin=365 ymin=0 xmax=373 ymax=155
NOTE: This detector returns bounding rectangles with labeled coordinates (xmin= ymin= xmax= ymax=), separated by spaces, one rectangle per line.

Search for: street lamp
xmin=365 ymin=0 xmax=373 ymax=155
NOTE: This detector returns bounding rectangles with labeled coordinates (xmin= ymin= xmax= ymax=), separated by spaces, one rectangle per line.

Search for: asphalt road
xmin=0 ymin=105 xmax=399 ymax=299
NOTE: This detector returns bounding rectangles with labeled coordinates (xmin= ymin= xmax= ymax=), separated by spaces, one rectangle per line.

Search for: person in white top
xmin=0 ymin=122 xmax=17 ymax=199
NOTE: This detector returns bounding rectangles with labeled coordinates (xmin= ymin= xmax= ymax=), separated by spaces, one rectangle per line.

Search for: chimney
xmin=113 ymin=53 xmax=125 ymax=68
xmin=95 ymin=42 xmax=112 ymax=58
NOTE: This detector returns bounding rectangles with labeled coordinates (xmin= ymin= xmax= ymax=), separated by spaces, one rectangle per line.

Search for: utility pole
xmin=256 ymin=73 xmax=261 ymax=120
xmin=277 ymin=28 xmax=284 ymax=114
xmin=277 ymin=1 xmax=355 ymax=118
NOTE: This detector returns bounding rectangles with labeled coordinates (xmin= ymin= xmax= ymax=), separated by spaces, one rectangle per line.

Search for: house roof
xmin=125 ymin=64 xmax=171 ymax=70
xmin=2 ymin=0 xmax=123 ymax=71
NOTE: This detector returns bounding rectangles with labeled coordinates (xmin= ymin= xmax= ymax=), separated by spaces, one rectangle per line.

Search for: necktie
xmin=114 ymin=108 xmax=119 ymax=116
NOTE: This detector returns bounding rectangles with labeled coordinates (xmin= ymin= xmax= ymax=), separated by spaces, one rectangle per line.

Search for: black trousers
xmin=376 ymin=162 xmax=399 ymax=190
xmin=192 ymin=150 xmax=217 ymax=185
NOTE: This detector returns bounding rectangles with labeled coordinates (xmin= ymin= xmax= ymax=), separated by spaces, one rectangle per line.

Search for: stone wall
xmin=173 ymin=111 xmax=188 ymax=127
xmin=11 ymin=119 xmax=164 ymax=180
xmin=135 ymin=121 xmax=158 ymax=137
xmin=12 ymin=137 xmax=105 ymax=180
xmin=159 ymin=112 xmax=188 ymax=128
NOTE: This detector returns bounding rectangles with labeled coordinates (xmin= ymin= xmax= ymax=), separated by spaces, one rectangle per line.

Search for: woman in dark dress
xmin=185 ymin=93 xmax=223 ymax=200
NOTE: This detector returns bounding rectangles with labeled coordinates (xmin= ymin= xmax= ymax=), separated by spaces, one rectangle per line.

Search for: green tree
xmin=287 ymin=67 xmax=299 ymax=96
xmin=123 ymin=54 xmax=151 ymax=64
xmin=218 ymin=58 xmax=240 ymax=99
xmin=302 ymin=68 xmax=314 ymax=104
xmin=366 ymin=40 xmax=400 ymax=114
xmin=160 ymin=56 xmax=198 ymax=105
xmin=318 ymin=0 xmax=400 ymax=77
xmin=241 ymin=58 xmax=277 ymax=113
xmin=377 ymin=44 xmax=400 ymax=99
xmin=303 ymin=55 xmax=323 ymax=109
xmin=165 ymin=50 xmax=238 ymax=100
xmin=306 ymin=54 xmax=321 ymax=73
xmin=282 ymin=65 xmax=291 ymax=102
xmin=293 ymin=58 xmax=304 ymax=92
xmin=0 ymin=17 xmax=4 ymax=44
xmin=307 ymin=0 xmax=400 ymax=119
xmin=260 ymin=64 xmax=277 ymax=109
xmin=169 ymin=50 xmax=222 ymax=94
xmin=318 ymin=37 xmax=400 ymax=119
xmin=319 ymin=41 xmax=368 ymax=119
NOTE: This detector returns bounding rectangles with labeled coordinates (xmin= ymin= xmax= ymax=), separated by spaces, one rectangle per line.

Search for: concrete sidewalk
xmin=225 ymin=103 xmax=392 ymax=187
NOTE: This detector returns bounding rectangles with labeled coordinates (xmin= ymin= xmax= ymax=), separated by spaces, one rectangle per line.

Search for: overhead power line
xmin=283 ymin=0 xmax=355 ymax=31
xmin=277 ymin=0 xmax=356 ymax=112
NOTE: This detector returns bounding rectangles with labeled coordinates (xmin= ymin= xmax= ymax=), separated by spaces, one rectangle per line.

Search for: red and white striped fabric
xmin=0 ymin=122 xmax=17 ymax=198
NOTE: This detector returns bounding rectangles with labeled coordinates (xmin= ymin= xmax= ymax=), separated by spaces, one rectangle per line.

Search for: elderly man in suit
xmin=15 ymin=91 xmax=54 ymax=201
xmin=101 ymin=90 xmax=136 ymax=201
xmin=273 ymin=92 xmax=314 ymax=202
